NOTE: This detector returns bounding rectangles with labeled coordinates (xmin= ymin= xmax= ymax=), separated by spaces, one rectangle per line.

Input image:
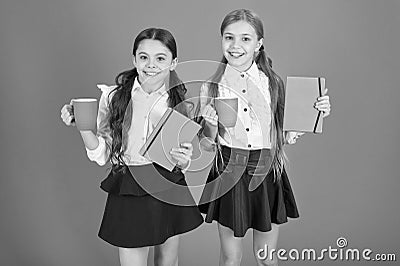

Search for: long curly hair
xmin=106 ymin=28 xmax=189 ymax=168
xmin=198 ymin=9 xmax=286 ymax=180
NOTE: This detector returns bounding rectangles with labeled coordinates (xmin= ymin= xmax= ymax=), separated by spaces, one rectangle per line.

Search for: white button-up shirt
xmin=86 ymin=78 xmax=169 ymax=166
xmin=200 ymin=62 xmax=272 ymax=149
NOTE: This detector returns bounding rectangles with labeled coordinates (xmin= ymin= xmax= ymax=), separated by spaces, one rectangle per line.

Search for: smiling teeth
xmin=145 ymin=72 xmax=158 ymax=76
xmin=229 ymin=52 xmax=244 ymax=58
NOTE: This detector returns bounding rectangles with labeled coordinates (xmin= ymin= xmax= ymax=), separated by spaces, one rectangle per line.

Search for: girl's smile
xmin=143 ymin=70 xmax=161 ymax=77
xmin=227 ymin=51 xmax=245 ymax=58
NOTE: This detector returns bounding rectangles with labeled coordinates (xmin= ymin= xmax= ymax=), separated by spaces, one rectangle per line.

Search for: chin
xmin=228 ymin=60 xmax=251 ymax=70
xmin=139 ymin=73 xmax=162 ymax=83
xmin=150 ymin=76 xmax=168 ymax=86
xmin=225 ymin=56 xmax=252 ymax=69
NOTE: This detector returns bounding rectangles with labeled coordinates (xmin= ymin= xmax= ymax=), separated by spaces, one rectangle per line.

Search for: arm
xmin=79 ymin=131 xmax=99 ymax=150
xmin=61 ymin=96 xmax=109 ymax=165
xmin=198 ymin=83 xmax=219 ymax=151
xmin=284 ymin=131 xmax=304 ymax=145
xmin=83 ymin=85 xmax=116 ymax=166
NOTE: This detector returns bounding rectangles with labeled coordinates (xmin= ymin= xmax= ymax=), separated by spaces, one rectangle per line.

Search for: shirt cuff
xmin=180 ymin=159 xmax=192 ymax=174
xmin=85 ymin=136 xmax=108 ymax=165
xmin=198 ymin=134 xmax=217 ymax=152
xmin=284 ymin=131 xmax=304 ymax=145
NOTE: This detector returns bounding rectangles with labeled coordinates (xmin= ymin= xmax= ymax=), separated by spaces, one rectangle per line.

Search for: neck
xmin=232 ymin=60 xmax=254 ymax=72
xmin=138 ymin=78 xmax=165 ymax=94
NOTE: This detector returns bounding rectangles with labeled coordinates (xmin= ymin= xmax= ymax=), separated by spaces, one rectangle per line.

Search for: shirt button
xmin=242 ymin=89 xmax=246 ymax=93
xmin=248 ymin=144 xmax=252 ymax=148
xmin=240 ymin=74 xmax=245 ymax=78
xmin=246 ymin=128 xmax=249 ymax=132
xmin=244 ymin=108 xmax=248 ymax=112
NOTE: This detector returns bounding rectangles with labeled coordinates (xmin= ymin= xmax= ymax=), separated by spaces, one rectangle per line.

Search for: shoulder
xmin=96 ymin=84 xmax=118 ymax=107
xmin=258 ymin=69 xmax=269 ymax=84
xmin=97 ymin=84 xmax=118 ymax=96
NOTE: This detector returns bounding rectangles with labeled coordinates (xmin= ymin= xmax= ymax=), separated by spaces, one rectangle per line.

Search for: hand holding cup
xmin=60 ymin=98 xmax=98 ymax=131
xmin=60 ymin=100 xmax=76 ymax=127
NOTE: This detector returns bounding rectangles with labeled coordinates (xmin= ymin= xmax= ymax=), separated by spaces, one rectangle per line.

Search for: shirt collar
xmin=223 ymin=61 xmax=261 ymax=84
xmin=132 ymin=77 xmax=167 ymax=96
xmin=132 ymin=77 xmax=141 ymax=92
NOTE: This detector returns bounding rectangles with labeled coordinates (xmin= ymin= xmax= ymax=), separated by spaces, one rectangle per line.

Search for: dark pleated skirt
xmin=199 ymin=145 xmax=299 ymax=237
xmin=98 ymin=163 xmax=203 ymax=248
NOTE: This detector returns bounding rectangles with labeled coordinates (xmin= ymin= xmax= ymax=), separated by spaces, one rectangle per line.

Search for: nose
xmin=231 ymin=37 xmax=240 ymax=48
xmin=146 ymin=57 xmax=156 ymax=68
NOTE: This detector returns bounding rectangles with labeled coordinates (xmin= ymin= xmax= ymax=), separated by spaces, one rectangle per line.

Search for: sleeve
xmin=199 ymin=82 xmax=211 ymax=112
xmin=284 ymin=131 xmax=304 ymax=145
xmin=178 ymin=159 xmax=191 ymax=174
xmin=198 ymin=82 xmax=217 ymax=152
xmin=85 ymin=84 xmax=117 ymax=166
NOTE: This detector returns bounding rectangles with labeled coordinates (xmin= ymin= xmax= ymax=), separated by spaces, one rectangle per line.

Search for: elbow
xmin=87 ymin=155 xmax=107 ymax=166
xmin=96 ymin=160 xmax=107 ymax=166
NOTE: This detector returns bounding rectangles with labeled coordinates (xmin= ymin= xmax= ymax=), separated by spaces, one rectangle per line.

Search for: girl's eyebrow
xmin=223 ymin=32 xmax=253 ymax=36
xmin=137 ymin=51 xmax=167 ymax=56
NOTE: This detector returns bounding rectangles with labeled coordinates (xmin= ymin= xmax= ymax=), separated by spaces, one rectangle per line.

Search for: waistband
xmin=220 ymin=145 xmax=273 ymax=166
xmin=100 ymin=163 xmax=185 ymax=196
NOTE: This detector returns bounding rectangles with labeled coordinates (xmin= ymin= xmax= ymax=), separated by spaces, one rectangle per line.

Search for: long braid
xmin=255 ymin=47 xmax=287 ymax=180
xmin=108 ymin=68 xmax=137 ymax=169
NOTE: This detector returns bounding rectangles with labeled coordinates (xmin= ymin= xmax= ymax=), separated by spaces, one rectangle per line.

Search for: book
xmin=283 ymin=76 xmax=326 ymax=133
xmin=139 ymin=108 xmax=202 ymax=171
